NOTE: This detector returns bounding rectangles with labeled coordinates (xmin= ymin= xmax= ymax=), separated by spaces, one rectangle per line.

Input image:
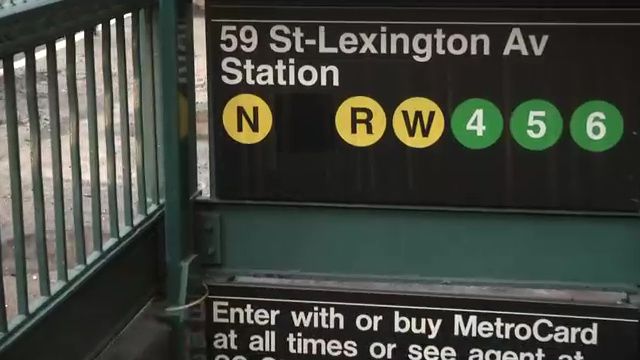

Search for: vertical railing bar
xmin=152 ymin=7 xmax=165 ymax=201
xmin=3 ymin=56 xmax=29 ymax=315
xmin=0 ymin=227 xmax=8 ymax=333
xmin=116 ymin=16 xmax=133 ymax=228
xmin=141 ymin=7 xmax=159 ymax=205
xmin=46 ymin=41 xmax=68 ymax=283
xmin=102 ymin=20 xmax=119 ymax=241
xmin=132 ymin=11 xmax=147 ymax=217
xmin=67 ymin=35 xmax=87 ymax=266
xmin=26 ymin=48 xmax=51 ymax=297
xmin=84 ymin=28 xmax=103 ymax=254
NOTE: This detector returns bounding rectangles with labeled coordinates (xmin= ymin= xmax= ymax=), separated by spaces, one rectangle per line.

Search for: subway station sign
xmin=206 ymin=3 xmax=640 ymax=212
xmin=205 ymin=283 xmax=639 ymax=360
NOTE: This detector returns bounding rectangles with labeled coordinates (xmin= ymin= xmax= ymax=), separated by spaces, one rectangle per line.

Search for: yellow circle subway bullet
xmin=222 ymin=93 xmax=273 ymax=144
xmin=335 ymin=96 xmax=386 ymax=147
xmin=392 ymin=97 xmax=445 ymax=148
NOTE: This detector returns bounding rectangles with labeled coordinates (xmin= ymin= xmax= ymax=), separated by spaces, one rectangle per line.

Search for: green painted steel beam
xmin=180 ymin=1 xmax=197 ymax=195
xmin=198 ymin=203 xmax=640 ymax=290
xmin=158 ymin=0 xmax=196 ymax=358
xmin=159 ymin=0 xmax=184 ymax=301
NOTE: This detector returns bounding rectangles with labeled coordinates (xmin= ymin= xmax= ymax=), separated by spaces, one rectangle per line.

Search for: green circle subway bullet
xmin=510 ymin=99 xmax=563 ymax=151
xmin=215 ymin=95 xmax=626 ymax=152
xmin=570 ymin=100 xmax=623 ymax=152
xmin=451 ymin=98 xmax=504 ymax=149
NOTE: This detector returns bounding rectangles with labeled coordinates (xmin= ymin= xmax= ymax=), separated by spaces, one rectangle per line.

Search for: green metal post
xmin=159 ymin=0 xmax=195 ymax=357
xmin=180 ymin=0 xmax=198 ymax=195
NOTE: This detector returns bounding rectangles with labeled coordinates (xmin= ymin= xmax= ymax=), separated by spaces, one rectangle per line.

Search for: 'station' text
xmin=215 ymin=24 xmax=549 ymax=87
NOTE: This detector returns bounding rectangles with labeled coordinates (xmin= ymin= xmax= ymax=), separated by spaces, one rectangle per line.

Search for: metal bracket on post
xmin=162 ymin=255 xmax=202 ymax=319
xmin=157 ymin=254 xmax=205 ymax=359
xmin=196 ymin=212 xmax=222 ymax=265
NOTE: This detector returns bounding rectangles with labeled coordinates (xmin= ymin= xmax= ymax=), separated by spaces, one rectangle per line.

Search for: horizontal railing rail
xmin=0 ymin=0 xmax=55 ymax=17
xmin=0 ymin=0 xmax=154 ymax=55
xmin=0 ymin=0 xmax=163 ymax=347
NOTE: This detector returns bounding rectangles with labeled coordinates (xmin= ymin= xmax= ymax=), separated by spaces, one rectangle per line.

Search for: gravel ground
xmin=0 ymin=4 xmax=210 ymax=322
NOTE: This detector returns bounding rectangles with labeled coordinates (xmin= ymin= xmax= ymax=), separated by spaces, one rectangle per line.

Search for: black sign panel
xmin=206 ymin=284 xmax=639 ymax=360
xmin=206 ymin=3 xmax=640 ymax=212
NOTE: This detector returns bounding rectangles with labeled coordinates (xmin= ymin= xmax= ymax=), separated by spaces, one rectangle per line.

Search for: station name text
xmin=217 ymin=24 xmax=550 ymax=87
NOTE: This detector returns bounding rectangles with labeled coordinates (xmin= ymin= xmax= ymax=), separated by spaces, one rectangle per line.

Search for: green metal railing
xmin=0 ymin=0 xmax=163 ymax=344
xmin=0 ymin=1 xmax=36 ymax=10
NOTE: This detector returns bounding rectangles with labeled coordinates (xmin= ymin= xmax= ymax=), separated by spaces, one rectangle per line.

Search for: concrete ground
xmin=0 ymin=3 xmax=210 ymax=323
